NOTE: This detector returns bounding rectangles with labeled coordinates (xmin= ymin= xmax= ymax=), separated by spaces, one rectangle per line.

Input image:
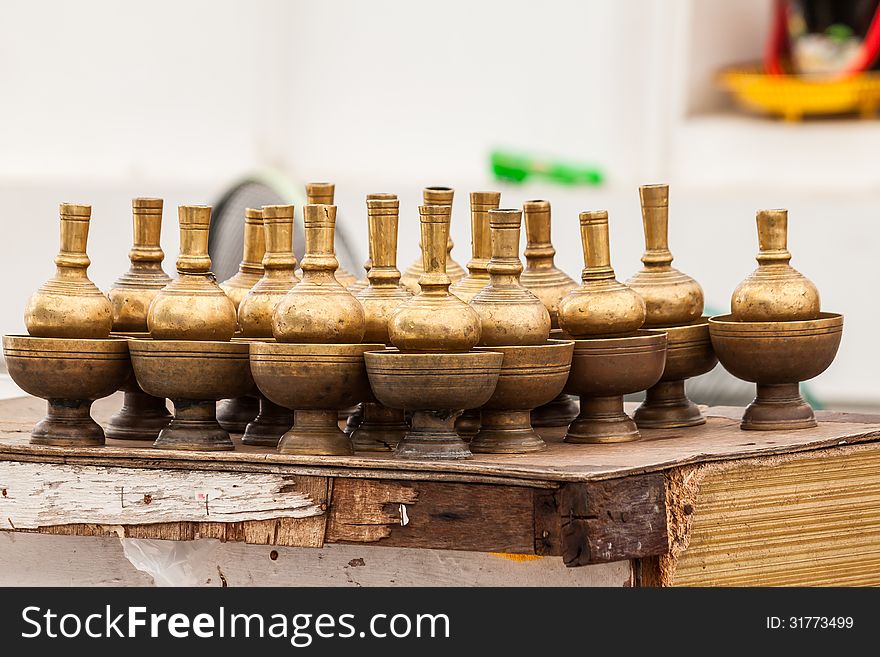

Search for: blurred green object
xmin=490 ymin=149 xmax=604 ymax=186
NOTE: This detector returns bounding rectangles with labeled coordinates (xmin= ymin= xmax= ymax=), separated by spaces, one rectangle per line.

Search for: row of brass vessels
xmin=2 ymin=183 xmax=843 ymax=460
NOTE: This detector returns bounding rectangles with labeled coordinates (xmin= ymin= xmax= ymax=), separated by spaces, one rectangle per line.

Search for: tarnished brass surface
xmin=238 ymin=205 xmax=299 ymax=338
xmin=365 ymin=349 xmax=503 ymax=460
xmin=356 ymin=195 xmax=411 ymax=344
xmin=108 ymin=198 xmax=173 ymax=333
xmin=731 ymin=209 xmax=821 ymax=322
xmin=400 ymin=186 xmax=466 ymax=292
xmin=305 ymin=182 xmax=357 ymax=287
xmin=470 ymin=208 xmax=550 ymax=346
xmin=350 ymin=402 xmax=409 ymax=452
xmin=148 ymin=205 xmax=237 ymax=341
xmin=563 ymin=331 xmax=667 ymax=443
xmin=106 ymin=331 xmax=172 ymax=442
xmin=3 ymin=335 xmax=130 ymax=446
xmin=25 ymin=203 xmax=112 ymax=339
xmin=216 ymin=396 xmax=260 ymax=434
xmin=709 ymin=313 xmax=843 ymax=431
xmin=250 ymin=342 xmax=381 ymax=455
xmin=219 ymin=208 xmax=265 ymax=311
xmin=520 ymin=200 xmax=577 ymax=329
xmin=634 ymin=318 xmax=717 ymax=429
xmin=129 ymin=339 xmax=252 ymax=450
xmin=626 ymin=185 xmax=704 ymax=328
xmin=449 ymin=192 xmax=501 ymax=302
xmin=272 ymin=204 xmax=365 ymax=343
xmin=471 ymin=340 xmax=573 ymax=454
xmin=558 ymin=210 xmax=646 ymax=338
xmin=388 ymin=205 xmax=481 ymax=352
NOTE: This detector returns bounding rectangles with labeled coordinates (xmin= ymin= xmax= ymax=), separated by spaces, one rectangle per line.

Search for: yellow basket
xmin=719 ymin=64 xmax=880 ymax=121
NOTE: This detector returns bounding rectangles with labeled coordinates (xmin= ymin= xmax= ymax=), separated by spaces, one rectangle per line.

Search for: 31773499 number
xmin=766 ymin=617 xmax=854 ymax=629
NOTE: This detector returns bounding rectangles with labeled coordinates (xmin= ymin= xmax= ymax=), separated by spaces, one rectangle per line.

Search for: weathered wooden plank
xmin=559 ymin=474 xmax=667 ymax=567
xmin=327 ymin=479 xmax=538 ymax=554
xmin=0 ymin=532 xmax=634 ymax=587
xmin=0 ymin=461 xmax=326 ymax=529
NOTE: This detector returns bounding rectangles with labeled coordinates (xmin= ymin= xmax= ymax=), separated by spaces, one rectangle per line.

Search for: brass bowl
xmin=563 ymin=331 xmax=667 ymax=443
xmin=250 ymin=342 xmax=382 ymax=455
xmin=3 ymin=335 xmax=131 ymax=446
xmin=129 ymin=339 xmax=253 ymax=451
xmin=709 ymin=313 xmax=843 ymax=430
xmin=531 ymin=328 xmax=580 ymax=427
xmin=365 ymin=349 xmax=503 ymax=460
xmin=105 ymin=332 xmax=172 ymax=441
xmin=471 ymin=340 xmax=573 ymax=454
xmin=633 ymin=318 xmax=717 ymax=429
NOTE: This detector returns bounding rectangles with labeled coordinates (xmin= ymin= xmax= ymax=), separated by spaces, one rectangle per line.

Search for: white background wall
xmin=0 ymin=0 xmax=877 ymax=406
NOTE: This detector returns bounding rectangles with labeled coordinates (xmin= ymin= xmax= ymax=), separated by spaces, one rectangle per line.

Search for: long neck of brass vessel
xmin=306 ymin=182 xmax=335 ymax=206
xmin=177 ymin=205 xmax=213 ymax=275
xmin=236 ymin=209 xmax=266 ymax=275
xmin=130 ymin=198 xmax=165 ymax=267
xmin=301 ymin=204 xmax=340 ymax=280
xmin=522 ymin=200 xmax=556 ymax=269
xmin=486 ymin=208 xmax=524 ymax=287
xmin=467 ymin=191 xmax=501 ymax=276
xmin=55 ymin=203 xmax=92 ymax=275
xmin=639 ymin=184 xmax=673 ymax=269
xmin=755 ymin=209 xmax=792 ymax=265
xmin=367 ymin=195 xmax=401 ymax=287
xmin=418 ymin=205 xmax=452 ymax=294
xmin=260 ymin=205 xmax=297 ymax=275
xmin=579 ymin=210 xmax=615 ymax=282
xmin=422 ymin=186 xmax=455 ymax=254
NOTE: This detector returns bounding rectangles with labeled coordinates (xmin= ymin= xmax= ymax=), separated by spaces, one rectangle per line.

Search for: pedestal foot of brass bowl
xmin=242 ymin=396 xmax=293 ymax=447
xmin=531 ymin=393 xmax=580 ymax=427
xmin=350 ymin=402 xmax=407 ymax=452
xmin=217 ymin=396 xmax=259 ymax=433
xmin=565 ymin=396 xmax=640 ymax=444
xmin=278 ymin=410 xmax=353 ymax=456
xmin=106 ymin=387 xmax=171 ymax=441
xmin=454 ymin=409 xmax=480 ymax=440
xmin=32 ymin=399 xmax=105 ymax=447
xmin=634 ymin=379 xmax=705 ymax=429
xmin=154 ymin=399 xmax=234 ymax=451
xmin=343 ymin=403 xmax=363 ymax=435
xmin=470 ymin=410 xmax=546 ymax=453
xmin=394 ymin=410 xmax=472 ymax=460
xmin=741 ymin=383 xmax=817 ymax=431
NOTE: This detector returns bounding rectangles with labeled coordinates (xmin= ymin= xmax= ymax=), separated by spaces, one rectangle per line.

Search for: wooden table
xmin=1 ymin=395 xmax=879 ymax=586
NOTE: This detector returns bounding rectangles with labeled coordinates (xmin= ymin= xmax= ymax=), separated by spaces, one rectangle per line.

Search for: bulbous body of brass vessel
xmin=305 ymin=182 xmax=358 ymax=288
xmin=388 ymin=205 xmax=481 ymax=352
xmin=219 ymin=208 xmax=265 ymax=311
xmin=449 ymin=192 xmax=501 ymax=303
xmin=106 ymin=199 xmax=174 ymax=442
xmin=520 ymin=200 xmax=577 ymax=329
xmin=558 ymin=211 xmax=646 ymax=338
xmin=3 ymin=335 xmax=131 ymax=446
xmin=709 ymin=313 xmax=842 ymax=431
xmin=273 ymin=204 xmax=365 ymax=343
xmin=147 ymin=205 xmax=237 ymax=341
xmin=626 ymin=185 xmax=704 ymax=327
xmin=731 ymin=209 xmax=821 ymax=322
xmin=238 ymin=206 xmax=300 ymax=338
xmin=25 ymin=203 xmax=112 ymax=339
xmin=108 ymin=198 xmax=173 ymax=333
xmin=400 ymin=186 xmax=466 ymax=293
xmin=470 ymin=208 xmax=550 ymax=346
